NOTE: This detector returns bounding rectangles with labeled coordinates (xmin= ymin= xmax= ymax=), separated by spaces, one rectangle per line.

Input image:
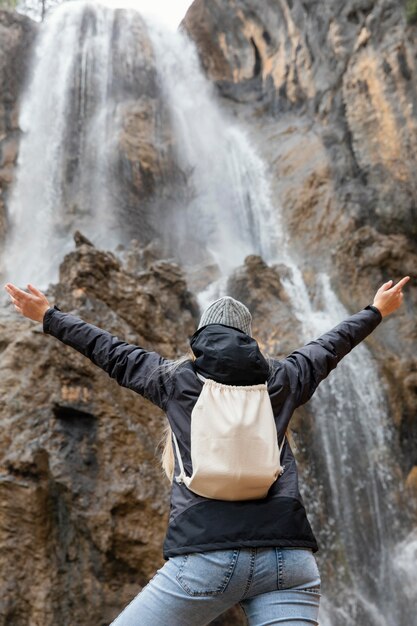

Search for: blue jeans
xmin=110 ymin=547 xmax=321 ymax=625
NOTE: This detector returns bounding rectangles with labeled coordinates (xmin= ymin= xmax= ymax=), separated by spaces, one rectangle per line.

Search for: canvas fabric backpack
xmin=172 ymin=373 xmax=286 ymax=501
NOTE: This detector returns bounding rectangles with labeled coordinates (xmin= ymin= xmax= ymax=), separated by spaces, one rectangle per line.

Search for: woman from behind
xmin=4 ymin=275 xmax=410 ymax=625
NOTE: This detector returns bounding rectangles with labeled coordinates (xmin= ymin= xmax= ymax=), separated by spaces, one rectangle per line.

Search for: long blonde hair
xmin=161 ymin=422 xmax=176 ymax=482
xmin=157 ymin=354 xmax=193 ymax=482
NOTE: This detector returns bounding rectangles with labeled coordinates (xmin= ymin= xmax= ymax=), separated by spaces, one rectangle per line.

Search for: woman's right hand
xmin=372 ymin=276 xmax=410 ymax=317
xmin=3 ymin=282 xmax=51 ymax=322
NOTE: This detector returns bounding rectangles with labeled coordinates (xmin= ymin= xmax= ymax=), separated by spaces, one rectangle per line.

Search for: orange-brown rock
xmin=406 ymin=465 xmax=417 ymax=496
xmin=0 ymin=236 xmax=200 ymax=625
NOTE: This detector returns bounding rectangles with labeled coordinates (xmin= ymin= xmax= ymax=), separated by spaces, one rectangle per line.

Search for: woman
xmin=3 ymin=276 xmax=410 ymax=626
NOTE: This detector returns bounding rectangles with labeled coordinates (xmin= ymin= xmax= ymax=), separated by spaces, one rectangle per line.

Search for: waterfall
xmin=145 ymin=21 xmax=279 ymax=279
xmin=145 ymin=18 xmax=415 ymax=626
xmin=281 ymin=267 xmax=412 ymax=625
xmin=1 ymin=1 xmax=147 ymax=288
xmin=2 ymin=2 xmax=414 ymax=623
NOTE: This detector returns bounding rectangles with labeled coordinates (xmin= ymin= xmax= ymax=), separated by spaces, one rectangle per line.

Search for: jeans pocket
xmin=277 ymin=548 xmax=321 ymax=591
xmin=176 ymin=549 xmax=240 ymax=597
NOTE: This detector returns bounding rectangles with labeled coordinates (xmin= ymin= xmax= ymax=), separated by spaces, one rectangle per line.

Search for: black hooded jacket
xmin=43 ymin=303 xmax=382 ymax=558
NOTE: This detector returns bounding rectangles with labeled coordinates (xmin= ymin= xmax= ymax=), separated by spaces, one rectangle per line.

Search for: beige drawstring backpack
xmin=172 ymin=373 xmax=286 ymax=501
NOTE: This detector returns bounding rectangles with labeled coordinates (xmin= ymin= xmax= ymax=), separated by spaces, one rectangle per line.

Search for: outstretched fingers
xmin=4 ymin=283 xmax=28 ymax=304
xmin=4 ymin=282 xmax=50 ymax=322
xmin=377 ymin=276 xmax=410 ymax=296
xmin=27 ymin=283 xmax=44 ymax=297
xmin=377 ymin=280 xmax=393 ymax=294
xmin=4 ymin=283 xmax=35 ymax=315
xmin=392 ymin=276 xmax=410 ymax=293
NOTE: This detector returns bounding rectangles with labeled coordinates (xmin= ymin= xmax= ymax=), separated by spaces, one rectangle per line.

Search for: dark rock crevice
xmin=250 ymin=36 xmax=262 ymax=77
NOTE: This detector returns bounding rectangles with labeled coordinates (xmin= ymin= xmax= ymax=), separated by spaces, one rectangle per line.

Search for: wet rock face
xmin=183 ymin=0 xmax=417 ymax=235
xmin=184 ymin=0 xmax=417 ymax=467
xmin=183 ymin=0 xmax=417 ymax=244
xmin=0 ymin=10 xmax=37 ymax=242
xmin=58 ymin=7 xmax=186 ymax=249
xmin=0 ymin=237 xmax=199 ymax=626
xmin=183 ymin=0 xmax=417 ymax=237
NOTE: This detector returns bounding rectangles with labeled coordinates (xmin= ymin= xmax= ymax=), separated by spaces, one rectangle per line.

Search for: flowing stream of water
xmin=145 ymin=23 xmax=278 ymax=276
xmin=2 ymin=3 xmax=415 ymax=624
xmin=1 ymin=2 xmax=147 ymax=287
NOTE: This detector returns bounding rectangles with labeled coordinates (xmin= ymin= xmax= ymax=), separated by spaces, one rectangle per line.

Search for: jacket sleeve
xmin=43 ymin=306 xmax=174 ymax=410
xmin=281 ymin=305 xmax=382 ymax=407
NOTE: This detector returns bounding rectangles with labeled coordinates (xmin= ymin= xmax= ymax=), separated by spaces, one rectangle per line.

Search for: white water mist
xmin=146 ymin=21 xmax=279 ymax=275
xmin=2 ymin=1 xmax=135 ymax=288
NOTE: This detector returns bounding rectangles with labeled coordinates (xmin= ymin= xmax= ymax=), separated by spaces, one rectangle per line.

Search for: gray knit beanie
xmin=198 ymin=296 xmax=252 ymax=336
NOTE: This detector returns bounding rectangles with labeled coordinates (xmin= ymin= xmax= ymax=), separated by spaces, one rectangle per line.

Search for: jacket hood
xmin=189 ymin=324 xmax=269 ymax=385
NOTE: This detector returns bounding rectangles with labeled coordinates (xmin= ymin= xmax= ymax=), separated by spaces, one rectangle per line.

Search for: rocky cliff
xmin=0 ymin=236 xmax=200 ymax=625
xmin=184 ymin=0 xmax=417 ymax=481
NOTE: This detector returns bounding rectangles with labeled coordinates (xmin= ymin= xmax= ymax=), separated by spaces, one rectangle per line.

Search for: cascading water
xmin=145 ymin=18 xmax=416 ymax=626
xmin=1 ymin=1 xmax=150 ymax=288
xmin=145 ymin=21 xmax=279 ymax=279
xmin=281 ymin=267 xmax=413 ymax=625
xmin=2 ymin=2 xmax=415 ymax=623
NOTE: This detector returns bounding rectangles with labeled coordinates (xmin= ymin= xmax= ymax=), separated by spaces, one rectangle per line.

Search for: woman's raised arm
xmin=4 ymin=282 xmax=174 ymax=410
xmin=272 ymin=276 xmax=410 ymax=408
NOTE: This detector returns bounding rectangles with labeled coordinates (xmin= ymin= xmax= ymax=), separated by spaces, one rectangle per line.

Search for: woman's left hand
xmin=3 ymin=283 xmax=51 ymax=322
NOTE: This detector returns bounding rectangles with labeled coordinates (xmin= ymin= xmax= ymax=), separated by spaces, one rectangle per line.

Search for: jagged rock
xmin=73 ymin=230 xmax=94 ymax=248
xmin=53 ymin=241 xmax=199 ymax=350
xmin=0 ymin=243 xmax=199 ymax=626
xmin=227 ymin=255 xmax=298 ymax=356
